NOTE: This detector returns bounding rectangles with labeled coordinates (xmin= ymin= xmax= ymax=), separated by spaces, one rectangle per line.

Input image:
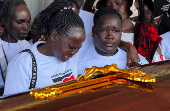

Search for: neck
xmin=95 ymin=46 xmax=118 ymax=56
xmin=1 ymin=32 xmax=18 ymax=43
xmin=37 ymin=40 xmax=53 ymax=56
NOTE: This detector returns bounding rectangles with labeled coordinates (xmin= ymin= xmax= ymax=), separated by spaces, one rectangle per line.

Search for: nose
xmin=70 ymin=49 xmax=79 ymax=56
xmin=106 ymin=31 xmax=114 ymax=39
xmin=22 ymin=22 xmax=30 ymax=31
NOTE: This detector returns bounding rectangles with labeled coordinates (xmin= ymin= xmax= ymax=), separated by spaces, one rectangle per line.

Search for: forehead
xmin=12 ymin=4 xmax=30 ymax=19
xmin=61 ymin=27 xmax=85 ymax=41
xmin=144 ymin=4 xmax=150 ymax=11
xmin=96 ymin=14 xmax=121 ymax=26
xmin=106 ymin=0 xmax=126 ymax=3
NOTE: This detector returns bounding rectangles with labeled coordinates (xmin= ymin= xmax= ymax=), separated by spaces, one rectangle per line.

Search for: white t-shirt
xmin=4 ymin=42 xmax=79 ymax=96
xmin=1 ymin=39 xmax=31 ymax=61
xmin=0 ymin=39 xmax=30 ymax=88
xmin=78 ymin=44 xmax=148 ymax=75
xmin=121 ymin=32 xmax=134 ymax=45
xmin=160 ymin=31 xmax=170 ymax=60
xmin=79 ymin=9 xmax=94 ymax=36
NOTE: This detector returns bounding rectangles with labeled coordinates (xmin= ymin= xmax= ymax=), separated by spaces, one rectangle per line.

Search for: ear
xmin=1 ymin=18 xmax=6 ymax=26
xmin=50 ymin=29 xmax=58 ymax=42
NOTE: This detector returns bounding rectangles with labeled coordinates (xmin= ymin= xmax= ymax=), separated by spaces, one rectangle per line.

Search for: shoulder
xmin=160 ymin=31 xmax=170 ymax=38
xmin=18 ymin=40 xmax=31 ymax=48
xmin=122 ymin=19 xmax=134 ymax=33
xmin=117 ymin=48 xmax=127 ymax=56
xmin=79 ymin=9 xmax=94 ymax=17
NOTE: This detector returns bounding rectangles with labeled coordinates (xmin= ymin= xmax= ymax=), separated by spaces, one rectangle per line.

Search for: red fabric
xmin=134 ymin=21 xmax=162 ymax=63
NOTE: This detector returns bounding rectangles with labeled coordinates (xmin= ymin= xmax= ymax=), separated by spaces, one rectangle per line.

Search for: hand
xmin=126 ymin=45 xmax=140 ymax=68
xmin=38 ymin=35 xmax=45 ymax=41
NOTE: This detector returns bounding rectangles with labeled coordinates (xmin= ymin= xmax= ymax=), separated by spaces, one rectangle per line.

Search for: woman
xmin=4 ymin=0 xmax=85 ymax=96
xmin=26 ymin=0 xmax=80 ymax=45
xmin=134 ymin=0 xmax=164 ymax=63
xmin=0 ymin=0 xmax=31 ymax=91
xmin=96 ymin=0 xmax=135 ymax=44
xmin=78 ymin=7 xmax=148 ymax=75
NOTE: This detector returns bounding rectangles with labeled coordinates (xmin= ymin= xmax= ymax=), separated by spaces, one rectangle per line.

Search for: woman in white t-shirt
xmin=4 ymin=0 xmax=85 ymax=96
xmin=78 ymin=8 xmax=148 ymax=75
xmin=0 ymin=0 xmax=31 ymax=90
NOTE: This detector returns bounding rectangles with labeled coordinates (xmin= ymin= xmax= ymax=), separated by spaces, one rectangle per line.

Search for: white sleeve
xmin=138 ymin=54 xmax=149 ymax=65
xmin=3 ymin=53 xmax=32 ymax=96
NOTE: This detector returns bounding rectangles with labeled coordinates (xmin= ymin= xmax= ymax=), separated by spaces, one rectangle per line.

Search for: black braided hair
xmin=0 ymin=0 xmax=26 ymax=36
xmin=37 ymin=0 xmax=84 ymax=38
xmin=94 ymin=7 xmax=122 ymax=26
xmin=136 ymin=0 xmax=145 ymax=22
xmin=54 ymin=0 xmax=79 ymax=11
xmin=96 ymin=0 xmax=133 ymax=16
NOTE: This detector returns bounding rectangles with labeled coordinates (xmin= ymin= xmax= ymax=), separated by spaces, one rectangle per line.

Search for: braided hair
xmin=37 ymin=0 xmax=84 ymax=38
xmin=54 ymin=0 xmax=79 ymax=11
xmin=96 ymin=0 xmax=133 ymax=17
xmin=158 ymin=8 xmax=170 ymax=35
xmin=94 ymin=7 xmax=122 ymax=26
xmin=0 ymin=0 xmax=26 ymax=36
xmin=136 ymin=0 xmax=145 ymax=22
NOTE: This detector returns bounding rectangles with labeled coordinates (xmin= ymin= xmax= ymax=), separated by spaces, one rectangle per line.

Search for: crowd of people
xmin=0 ymin=0 xmax=169 ymax=96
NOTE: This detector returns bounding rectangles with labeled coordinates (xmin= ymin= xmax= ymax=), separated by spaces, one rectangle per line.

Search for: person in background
xmin=134 ymin=0 xmax=164 ymax=63
xmin=78 ymin=7 xmax=148 ymax=75
xmin=0 ymin=0 xmax=31 ymax=95
xmin=143 ymin=0 xmax=154 ymax=24
xmin=4 ymin=0 xmax=85 ymax=96
xmin=153 ymin=8 xmax=170 ymax=60
xmin=96 ymin=0 xmax=135 ymax=45
xmin=76 ymin=0 xmax=94 ymax=36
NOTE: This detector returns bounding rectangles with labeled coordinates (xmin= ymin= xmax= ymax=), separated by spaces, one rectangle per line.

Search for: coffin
xmin=1 ymin=61 xmax=170 ymax=111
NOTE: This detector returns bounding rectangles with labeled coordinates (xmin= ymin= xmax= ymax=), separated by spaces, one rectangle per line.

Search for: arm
xmin=3 ymin=54 xmax=31 ymax=96
xmin=119 ymin=40 xmax=140 ymax=68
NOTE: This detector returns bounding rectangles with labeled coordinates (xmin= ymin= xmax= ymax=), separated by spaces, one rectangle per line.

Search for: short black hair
xmin=96 ymin=0 xmax=133 ymax=16
xmin=0 ymin=0 xmax=26 ymax=36
xmin=94 ymin=7 xmax=122 ymax=26
xmin=37 ymin=0 xmax=84 ymax=38
xmin=158 ymin=8 xmax=170 ymax=35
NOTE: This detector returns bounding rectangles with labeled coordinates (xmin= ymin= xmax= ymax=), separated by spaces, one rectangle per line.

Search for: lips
xmin=19 ymin=33 xmax=28 ymax=38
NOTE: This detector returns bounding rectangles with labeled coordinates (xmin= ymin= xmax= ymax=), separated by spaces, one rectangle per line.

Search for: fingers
xmin=38 ymin=35 xmax=45 ymax=41
xmin=126 ymin=59 xmax=132 ymax=68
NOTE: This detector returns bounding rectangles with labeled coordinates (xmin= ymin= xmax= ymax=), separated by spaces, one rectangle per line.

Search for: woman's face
xmin=0 ymin=22 xmax=4 ymax=37
xmin=51 ymin=27 xmax=85 ymax=62
xmin=9 ymin=4 xmax=31 ymax=40
xmin=105 ymin=0 xmax=129 ymax=21
xmin=144 ymin=4 xmax=152 ymax=23
xmin=93 ymin=14 xmax=122 ymax=55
